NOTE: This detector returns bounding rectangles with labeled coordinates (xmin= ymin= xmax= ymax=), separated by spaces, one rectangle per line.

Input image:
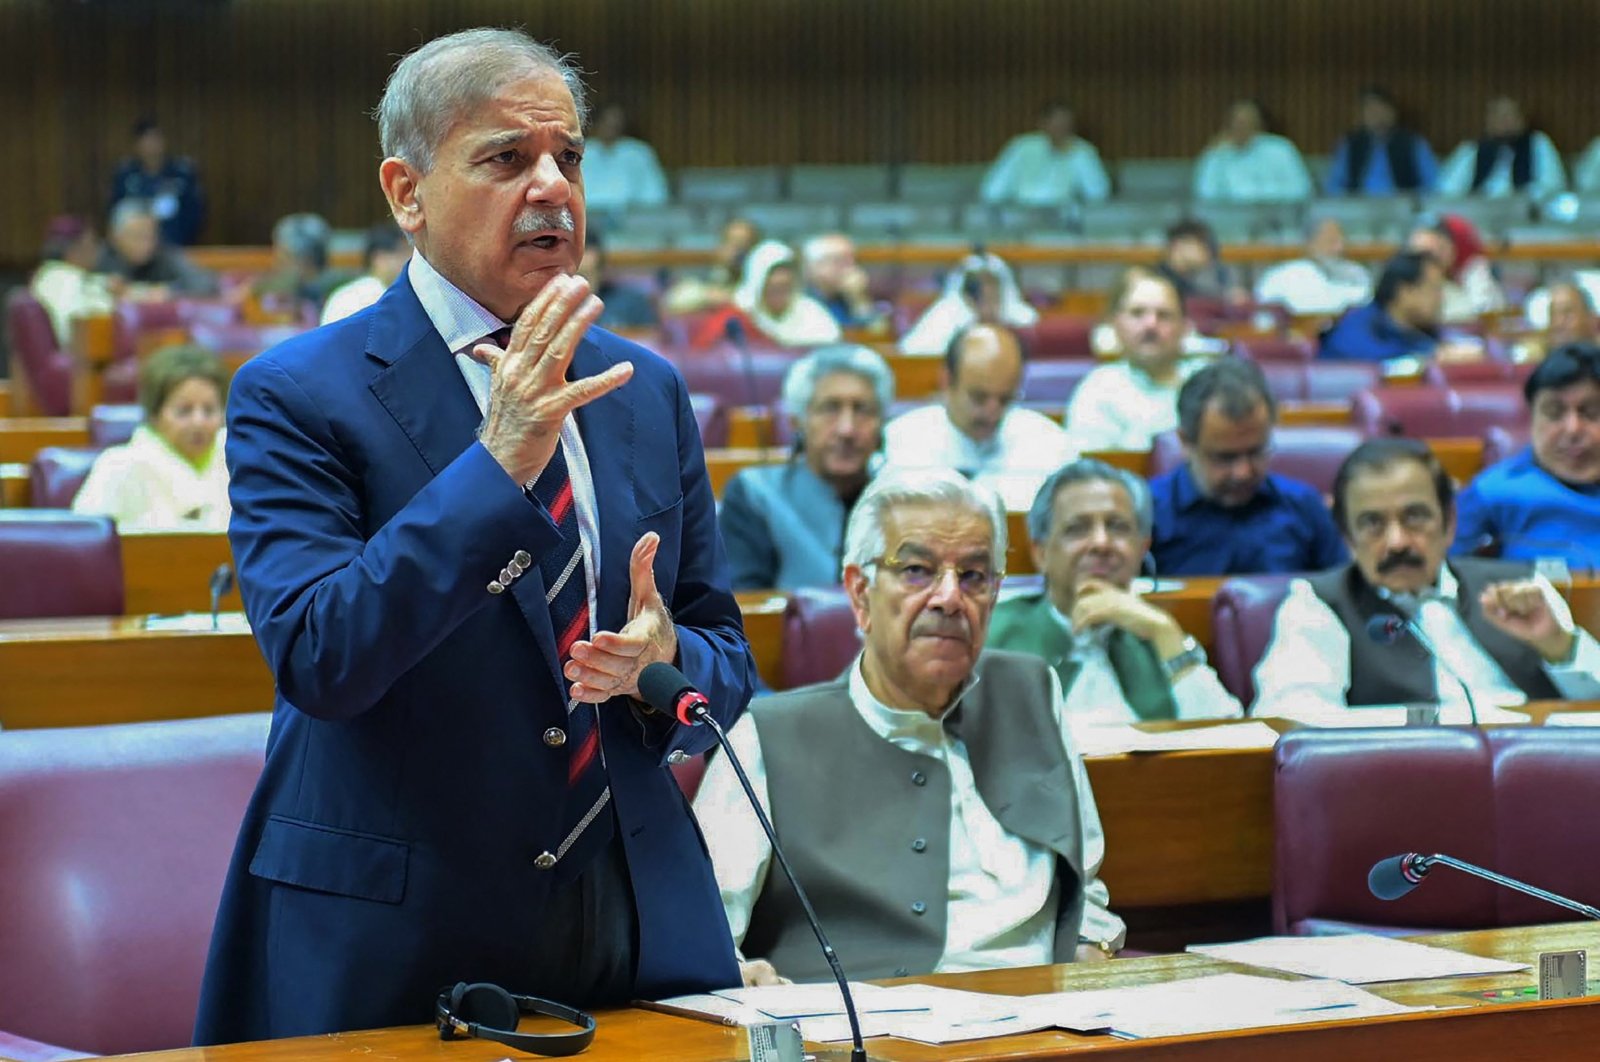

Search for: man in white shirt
xmin=884 ymin=323 xmax=1076 ymax=509
xmin=1437 ymin=96 xmax=1566 ymax=201
xmin=320 ymin=220 xmax=409 ymax=325
xmin=1253 ymin=438 xmax=1600 ymax=725
xmin=579 ymin=103 xmax=669 ymax=215
xmin=1193 ymin=99 xmax=1314 ymax=203
xmin=1065 ymin=269 xmax=1202 ymax=452
xmin=988 ymin=458 xmax=1242 ymax=733
xmin=695 ymin=468 xmax=1123 ymax=986
xmin=981 ymin=101 xmax=1112 ymax=208
xmin=1253 ymin=217 xmax=1373 ymax=317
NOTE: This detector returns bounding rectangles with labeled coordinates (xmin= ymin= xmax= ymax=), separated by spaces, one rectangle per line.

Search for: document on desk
xmin=143 ymin=611 xmax=252 ymax=633
xmin=1072 ymin=720 xmax=1282 ymax=756
xmin=1544 ymin=711 xmax=1600 ymax=727
xmin=1188 ymin=934 xmax=1531 ymax=984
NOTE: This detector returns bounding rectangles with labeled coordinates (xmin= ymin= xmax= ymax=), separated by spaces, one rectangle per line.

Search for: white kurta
xmin=73 ymin=424 xmax=231 ymax=532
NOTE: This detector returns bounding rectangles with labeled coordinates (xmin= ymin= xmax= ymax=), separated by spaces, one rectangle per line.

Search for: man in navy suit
xmin=194 ymin=27 xmax=757 ymax=1044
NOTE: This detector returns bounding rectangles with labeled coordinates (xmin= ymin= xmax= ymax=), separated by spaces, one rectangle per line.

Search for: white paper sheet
xmin=711 ymin=981 xmax=925 ymax=1019
xmin=1073 ymin=721 xmax=1282 ymax=757
xmin=143 ymin=611 xmax=251 ymax=633
xmin=1188 ymin=934 xmax=1530 ymax=984
xmin=1544 ymin=711 xmax=1600 ymax=727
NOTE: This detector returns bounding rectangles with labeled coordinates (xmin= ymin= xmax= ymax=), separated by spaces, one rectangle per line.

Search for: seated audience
xmin=1065 ymin=269 xmax=1202 ymax=451
xmin=73 ymin=344 xmax=230 ymax=532
xmin=576 ymin=229 xmax=660 ymax=331
xmin=1253 ymin=217 xmax=1372 ymax=317
xmin=1253 ymin=438 xmax=1600 ymax=724
xmin=579 ymin=103 xmax=669 ymax=216
xmin=1406 ymin=214 xmax=1506 ymax=323
xmin=1453 ymin=344 xmax=1600 ymax=568
xmin=662 ymin=216 xmax=762 ymax=316
xmin=1517 ymin=279 xmax=1600 ymax=362
xmin=255 ymin=212 xmax=346 ymax=314
xmin=989 ymin=459 xmax=1243 ymax=727
xmin=720 ymin=344 xmax=892 ymax=590
xmin=97 ymin=199 xmax=218 ymax=298
xmin=1319 ymin=251 xmax=1447 ymax=363
xmin=1157 ymin=218 xmax=1247 ymax=305
xmin=801 ymin=233 xmax=883 ymax=330
xmin=1192 ymin=99 xmax=1313 ymax=203
xmin=320 ymin=220 xmax=409 ymax=325
xmin=898 ymin=252 xmax=1039 ymax=356
xmin=696 ymin=468 xmax=1125 ymax=984
xmin=696 ymin=240 xmax=841 ymax=349
xmin=980 ymin=101 xmax=1112 ymax=207
xmin=1325 ymin=86 xmax=1439 ymax=196
xmin=29 ymin=215 xmax=115 ymax=345
xmin=1149 ymin=360 xmax=1347 ymax=575
xmin=884 ymin=324 xmax=1075 ymax=508
xmin=1437 ymin=96 xmax=1566 ymax=200
xmin=107 ymin=117 xmax=205 ymax=246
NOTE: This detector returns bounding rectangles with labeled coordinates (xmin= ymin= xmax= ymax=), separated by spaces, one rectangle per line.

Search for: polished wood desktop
xmin=77 ymin=923 xmax=1600 ymax=1062
xmin=0 ymin=416 xmax=88 ymax=463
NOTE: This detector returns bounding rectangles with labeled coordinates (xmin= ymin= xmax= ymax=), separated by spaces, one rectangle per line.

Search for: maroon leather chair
xmin=781 ymin=586 xmax=862 ymax=689
xmin=1299 ymin=361 xmax=1380 ymax=402
xmin=1020 ymin=316 xmax=1095 ymax=359
xmin=689 ymin=392 xmax=726 ymax=447
xmin=4 ymin=289 xmax=74 ymax=416
xmin=1021 ymin=359 xmax=1098 ymax=404
xmin=677 ymin=348 xmax=798 ymax=411
xmin=670 ymin=755 xmax=710 ymax=801
xmin=1482 ymin=425 xmax=1531 ymax=467
xmin=1351 ymin=384 xmax=1528 ymax=438
xmin=1422 ymin=360 xmax=1535 ymax=388
xmin=27 ymin=448 xmax=103 ymax=510
xmin=111 ymin=299 xmax=242 ymax=360
xmin=0 ymin=713 xmax=270 ymax=1056
xmin=1273 ymin=728 xmax=1600 ymax=936
xmin=1235 ymin=335 xmax=1314 ymax=362
xmin=88 ymin=403 xmax=144 ymax=448
xmin=1210 ymin=575 xmax=1296 ymax=708
xmin=0 ymin=512 xmax=123 ymax=619
xmin=1257 ymin=361 xmax=1309 ymax=403
xmin=1147 ymin=426 xmax=1363 ymax=496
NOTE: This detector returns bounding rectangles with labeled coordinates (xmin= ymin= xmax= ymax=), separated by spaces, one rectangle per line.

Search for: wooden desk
xmin=120 ymin=533 xmax=241 ymax=614
xmin=91 ymin=923 xmax=1600 ymax=1061
xmin=0 ymin=417 xmax=88 ymax=463
xmin=0 ymin=463 xmax=27 ymax=508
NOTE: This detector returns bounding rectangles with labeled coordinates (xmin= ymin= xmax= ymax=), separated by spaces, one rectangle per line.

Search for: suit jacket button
xmin=514 ymin=550 xmax=532 ymax=568
xmin=667 ymin=750 xmax=689 ymax=764
xmin=543 ymin=727 xmax=566 ymax=748
xmin=533 ymin=851 xmax=557 ymax=870
xmin=911 ymin=837 xmax=927 ymax=852
xmin=911 ymin=901 xmax=927 ymax=915
xmin=500 ymin=567 xmax=516 ymax=584
xmin=911 ymin=771 xmax=927 ymax=787
xmin=508 ymin=557 xmax=526 ymax=576
xmin=487 ymin=580 xmax=505 ymax=595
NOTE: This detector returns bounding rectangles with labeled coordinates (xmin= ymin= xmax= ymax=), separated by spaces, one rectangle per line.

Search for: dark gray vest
xmin=1306 ymin=558 xmax=1562 ymax=706
xmin=742 ymin=650 xmax=1087 ymax=982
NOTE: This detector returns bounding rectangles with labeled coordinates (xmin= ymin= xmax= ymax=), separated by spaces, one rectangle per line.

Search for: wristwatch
xmin=1161 ymin=636 xmax=1207 ymax=679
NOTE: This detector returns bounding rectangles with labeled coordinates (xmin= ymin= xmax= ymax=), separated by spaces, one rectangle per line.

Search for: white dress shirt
xmin=72 ymin=425 xmax=230 ymax=532
xmin=1437 ymin=132 xmax=1567 ymax=200
xmin=694 ymin=656 xmax=1124 ymax=971
xmin=1253 ymin=568 xmax=1600 ymax=726
xmin=980 ymin=134 xmax=1112 ymax=207
xmin=1193 ymin=134 xmax=1314 ymax=203
xmin=407 ymin=251 xmax=601 ymax=632
xmin=1253 ymin=257 xmax=1372 ymax=316
xmin=320 ymin=275 xmax=387 ymax=325
xmin=1062 ymin=360 xmax=1203 ymax=453
xmin=581 ymin=137 xmax=670 ymax=212
xmin=883 ymin=404 xmax=1077 ymax=511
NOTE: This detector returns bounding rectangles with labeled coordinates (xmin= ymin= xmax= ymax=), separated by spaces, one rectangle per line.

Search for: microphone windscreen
xmin=723 ymin=316 xmax=746 ymax=344
xmin=638 ymin=662 xmax=696 ymax=717
xmin=1368 ymin=854 xmax=1421 ymax=901
xmin=210 ymin=563 xmax=235 ymax=595
xmin=1365 ymin=613 xmax=1404 ymax=646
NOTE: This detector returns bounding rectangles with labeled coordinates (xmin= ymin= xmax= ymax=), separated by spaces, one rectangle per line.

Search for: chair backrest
xmin=4 ymin=289 xmax=73 ymax=416
xmin=1148 ymin=426 xmax=1363 ymax=496
xmin=677 ymin=348 xmax=797 ymax=410
xmin=1300 ymin=361 xmax=1380 ymax=402
xmin=0 ymin=511 xmax=123 ymax=619
xmin=1210 ymin=574 xmax=1296 ymax=707
xmin=1422 ymin=360 xmax=1534 ymax=388
xmin=1481 ymin=424 xmax=1530 ymax=467
xmin=89 ymin=403 xmax=145 ymax=448
xmin=781 ymin=586 xmax=861 ymax=690
xmin=1351 ymin=384 xmax=1529 ymax=438
xmin=1021 ymin=359 xmax=1098 ymax=403
xmin=0 ymin=713 xmax=270 ymax=1055
xmin=1020 ymin=318 xmax=1096 ymax=360
xmin=1234 ymin=335 xmax=1315 ymax=362
xmin=688 ymin=393 xmax=726 ymax=448
xmin=27 ymin=447 xmax=103 ymax=510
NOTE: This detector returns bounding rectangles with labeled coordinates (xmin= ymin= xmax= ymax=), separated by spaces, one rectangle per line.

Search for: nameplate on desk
xmin=143 ymin=612 xmax=252 ymax=634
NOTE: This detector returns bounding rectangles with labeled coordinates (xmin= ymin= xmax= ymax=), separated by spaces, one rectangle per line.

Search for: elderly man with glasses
xmin=694 ymin=467 xmax=1126 ymax=985
xmin=1148 ymin=359 xmax=1346 ymax=576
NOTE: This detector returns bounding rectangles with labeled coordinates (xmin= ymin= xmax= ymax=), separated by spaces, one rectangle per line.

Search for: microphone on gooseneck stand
xmin=636 ymin=663 xmax=868 ymax=1062
xmin=208 ymin=563 xmax=235 ymax=632
xmin=723 ymin=316 xmax=769 ymax=451
xmin=1366 ymin=591 xmax=1481 ymax=728
xmin=1369 ymin=852 xmax=1600 ymax=920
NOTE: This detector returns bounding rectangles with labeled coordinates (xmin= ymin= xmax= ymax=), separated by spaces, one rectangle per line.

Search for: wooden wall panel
xmin=2 ymin=0 xmax=1597 ymax=266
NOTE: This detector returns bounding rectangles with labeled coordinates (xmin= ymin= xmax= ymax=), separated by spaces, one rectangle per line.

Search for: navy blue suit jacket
xmin=194 ymin=269 xmax=754 ymax=1043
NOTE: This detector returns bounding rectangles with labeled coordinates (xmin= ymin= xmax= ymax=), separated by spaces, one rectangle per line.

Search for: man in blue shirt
xmin=1320 ymin=251 xmax=1444 ymax=362
xmin=1150 ymin=360 xmax=1347 ymax=575
xmin=107 ymin=118 xmax=206 ymax=247
xmin=1454 ymin=343 xmax=1600 ymax=570
xmin=1326 ymin=87 xmax=1439 ymax=196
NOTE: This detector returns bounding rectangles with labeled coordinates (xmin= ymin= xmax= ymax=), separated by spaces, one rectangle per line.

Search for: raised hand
xmin=563 ymin=532 xmax=679 ymax=704
xmin=1481 ymin=579 xmax=1575 ymax=662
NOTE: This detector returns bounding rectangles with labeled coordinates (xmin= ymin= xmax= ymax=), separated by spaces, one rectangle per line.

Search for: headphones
xmin=434 ymin=981 xmax=597 ymax=1056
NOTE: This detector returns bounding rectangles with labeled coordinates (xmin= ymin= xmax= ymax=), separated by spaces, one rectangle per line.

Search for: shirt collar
xmin=847 ymin=652 xmax=981 ymax=751
xmin=406 ymin=249 xmax=509 ymax=356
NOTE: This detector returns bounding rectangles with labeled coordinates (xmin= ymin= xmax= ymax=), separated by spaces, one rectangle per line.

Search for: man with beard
xmin=988 ymin=458 xmax=1242 ymax=725
xmin=695 ymin=468 xmax=1126 ymax=983
xmin=1438 ymin=96 xmax=1566 ymax=200
xmin=1148 ymin=360 xmax=1345 ymax=575
xmin=195 ymin=27 xmax=756 ymax=1043
xmin=1252 ymin=438 xmax=1600 ymax=724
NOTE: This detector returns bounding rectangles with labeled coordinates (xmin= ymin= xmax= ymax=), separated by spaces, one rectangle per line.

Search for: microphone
xmin=1366 ymin=598 xmax=1481 ymax=728
xmin=636 ymin=663 xmax=868 ymax=1062
xmin=722 ymin=316 xmax=770 ymax=450
xmin=1369 ymin=852 xmax=1600 ymax=920
xmin=208 ymin=563 xmax=235 ymax=632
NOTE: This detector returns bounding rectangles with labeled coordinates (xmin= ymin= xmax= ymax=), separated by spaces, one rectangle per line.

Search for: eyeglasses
xmin=1351 ymin=506 xmax=1441 ymax=541
xmin=863 ymin=556 xmax=1001 ymax=599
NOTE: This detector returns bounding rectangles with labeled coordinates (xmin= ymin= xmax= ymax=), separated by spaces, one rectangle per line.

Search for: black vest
xmin=1471 ymin=132 xmax=1536 ymax=192
xmin=1342 ymin=129 xmax=1424 ymax=192
xmin=1306 ymin=558 xmax=1562 ymax=706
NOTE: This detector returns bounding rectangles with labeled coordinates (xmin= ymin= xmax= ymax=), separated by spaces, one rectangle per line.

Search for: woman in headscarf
xmin=897 ymin=251 xmax=1040 ymax=356
xmin=692 ymin=239 xmax=842 ymax=350
xmin=1407 ymin=214 xmax=1507 ymax=324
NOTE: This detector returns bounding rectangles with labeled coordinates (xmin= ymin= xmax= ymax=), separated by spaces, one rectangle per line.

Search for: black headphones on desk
xmin=435 ymin=981 xmax=597 ymax=1056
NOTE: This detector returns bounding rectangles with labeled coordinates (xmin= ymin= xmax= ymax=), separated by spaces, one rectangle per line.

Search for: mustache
xmin=512 ymin=206 xmax=575 ymax=236
xmin=910 ymin=614 xmax=971 ymax=640
xmin=1377 ymin=550 xmax=1427 ymax=574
